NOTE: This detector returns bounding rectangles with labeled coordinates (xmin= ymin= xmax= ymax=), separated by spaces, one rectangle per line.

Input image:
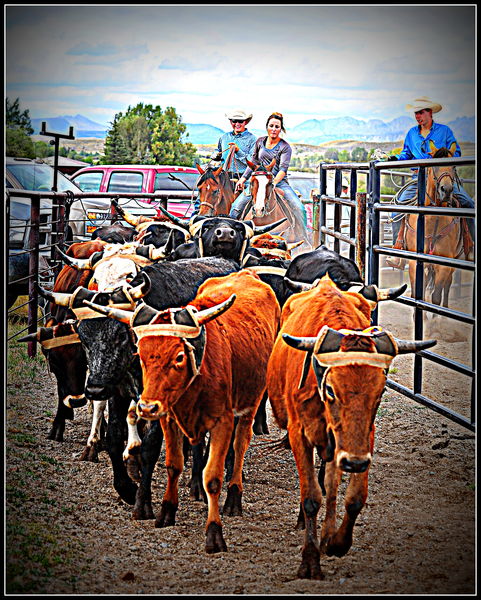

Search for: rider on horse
xmin=384 ymin=97 xmax=475 ymax=268
xmin=192 ymin=109 xmax=256 ymax=216
xmin=230 ymin=112 xmax=309 ymax=241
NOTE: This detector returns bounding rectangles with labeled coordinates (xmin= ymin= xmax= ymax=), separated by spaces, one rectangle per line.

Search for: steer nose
xmin=339 ymin=456 xmax=371 ymax=473
xmin=85 ymin=385 xmax=110 ymax=401
xmin=136 ymin=401 xmax=162 ymax=420
xmin=215 ymin=227 xmax=235 ymax=241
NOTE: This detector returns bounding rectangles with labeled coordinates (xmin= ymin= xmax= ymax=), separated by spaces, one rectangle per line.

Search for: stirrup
xmin=386 ymin=256 xmax=406 ymax=270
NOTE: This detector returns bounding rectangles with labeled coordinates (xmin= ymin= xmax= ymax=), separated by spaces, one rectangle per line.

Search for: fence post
xmin=27 ymin=195 xmax=40 ymax=358
xmin=355 ymin=192 xmax=367 ymax=281
xmin=319 ymin=165 xmax=327 ymax=246
xmin=311 ymin=192 xmax=320 ymax=248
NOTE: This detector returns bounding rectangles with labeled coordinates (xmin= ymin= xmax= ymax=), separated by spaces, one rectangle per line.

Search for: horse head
xmin=247 ymin=158 xmax=276 ymax=218
xmin=427 ymin=141 xmax=457 ymax=207
xmin=196 ymin=164 xmax=230 ymax=216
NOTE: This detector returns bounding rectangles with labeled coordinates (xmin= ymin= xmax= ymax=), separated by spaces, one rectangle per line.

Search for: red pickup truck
xmin=70 ymin=164 xmax=199 ymax=237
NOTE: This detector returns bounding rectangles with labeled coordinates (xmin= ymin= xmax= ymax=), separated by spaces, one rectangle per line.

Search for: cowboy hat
xmin=225 ymin=109 xmax=253 ymax=123
xmin=405 ymin=96 xmax=442 ymax=114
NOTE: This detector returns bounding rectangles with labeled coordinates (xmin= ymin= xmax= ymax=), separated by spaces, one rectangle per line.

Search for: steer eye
xmin=324 ymin=384 xmax=335 ymax=401
xmin=174 ymin=352 xmax=185 ymax=365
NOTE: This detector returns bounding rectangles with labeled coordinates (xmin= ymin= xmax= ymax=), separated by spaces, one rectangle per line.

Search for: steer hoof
xmin=79 ymin=444 xmax=99 ymax=462
xmin=324 ymin=533 xmax=352 ymax=558
xmin=125 ymin=455 xmax=142 ymax=484
xmin=205 ymin=522 xmax=227 ymax=554
xmin=116 ymin=480 xmax=138 ymax=505
xmin=188 ymin=476 xmax=207 ymax=503
xmin=155 ymin=500 xmax=177 ymax=528
xmin=222 ymin=484 xmax=242 ymax=516
xmin=132 ymin=501 xmax=155 ymax=521
xmin=295 ymin=503 xmax=305 ymax=530
xmin=298 ymin=542 xmax=323 ymax=580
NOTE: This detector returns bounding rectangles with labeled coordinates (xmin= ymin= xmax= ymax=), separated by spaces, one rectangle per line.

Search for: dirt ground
xmin=5 ymin=274 xmax=476 ymax=596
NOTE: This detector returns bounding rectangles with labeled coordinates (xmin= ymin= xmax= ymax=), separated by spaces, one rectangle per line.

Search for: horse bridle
xmin=428 ymin=167 xmax=459 ymax=207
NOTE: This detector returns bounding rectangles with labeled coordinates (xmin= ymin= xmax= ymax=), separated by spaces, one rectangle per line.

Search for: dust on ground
xmin=6 ymin=274 xmax=475 ymax=595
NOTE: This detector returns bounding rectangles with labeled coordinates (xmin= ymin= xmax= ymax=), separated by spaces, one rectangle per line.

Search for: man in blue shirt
xmin=385 ymin=97 xmax=474 ymax=267
xmin=192 ymin=109 xmax=256 ymax=214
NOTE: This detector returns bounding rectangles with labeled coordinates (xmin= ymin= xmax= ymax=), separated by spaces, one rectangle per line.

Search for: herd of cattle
xmin=19 ymin=202 xmax=437 ymax=580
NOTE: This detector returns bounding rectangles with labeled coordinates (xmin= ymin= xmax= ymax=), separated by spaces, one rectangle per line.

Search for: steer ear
xmin=196 ymin=163 xmax=205 ymax=175
xmin=281 ymin=333 xmax=316 ymax=352
xmin=129 ymin=272 xmax=151 ymax=300
xmin=394 ymin=338 xmax=437 ymax=354
xmin=195 ymin=294 xmax=237 ymax=326
xmin=247 ymin=159 xmax=258 ymax=171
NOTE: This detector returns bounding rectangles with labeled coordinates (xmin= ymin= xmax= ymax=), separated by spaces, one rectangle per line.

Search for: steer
xmin=87 ymin=269 xmax=281 ymax=553
xmin=266 ymin=274 xmax=436 ymax=580
xmin=283 ymin=245 xmax=364 ymax=304
xmin=18 ymin=239 xmax=107 ymax=447
xmin=47 ymin=257 xmax=240 ymax=518
xmin=110 ymin=199 xmax=190 ymax=251
xmin=156 ymin=205 xmax=287 ymax=263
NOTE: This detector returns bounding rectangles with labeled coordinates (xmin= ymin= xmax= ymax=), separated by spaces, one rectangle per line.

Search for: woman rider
xmin=230 ymin=112 xmax=309 ymax=243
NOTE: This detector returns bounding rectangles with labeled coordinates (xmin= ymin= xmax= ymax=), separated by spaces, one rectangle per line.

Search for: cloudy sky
xmin=5 ymin=4 xmax=476 ymax=131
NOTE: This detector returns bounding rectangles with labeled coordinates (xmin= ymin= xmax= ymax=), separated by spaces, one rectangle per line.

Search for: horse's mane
xmin=198 ymin=168 xmax=230 ymax=186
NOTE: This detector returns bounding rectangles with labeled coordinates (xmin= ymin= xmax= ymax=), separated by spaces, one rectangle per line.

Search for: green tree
xmin=338 ymin=149 xmax=351 ymax=162
xmin=6 ymin=128 xmax=35 ymax=158
xmin=102 ymin=103 xmax=197 ymax=166
xmin=6 ymin=97 xmax=34 ymax=134
xmin=351 ymin=146 xmax=368 ymax=162
xmin=34 ymin=140 xmax=54 ymax=158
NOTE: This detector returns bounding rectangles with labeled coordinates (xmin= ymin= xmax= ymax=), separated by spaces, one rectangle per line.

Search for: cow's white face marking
xmin=254 ymin=174 xmax=269 ymax=216
xmin=93 ymin=257 xmax=138 ymax=292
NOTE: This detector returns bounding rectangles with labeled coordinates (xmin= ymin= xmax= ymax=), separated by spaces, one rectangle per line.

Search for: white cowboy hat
xmin=225 ymin=109 xmax=253 ymax=123
xmin=405 ymin=96 xmax=442 ymax=114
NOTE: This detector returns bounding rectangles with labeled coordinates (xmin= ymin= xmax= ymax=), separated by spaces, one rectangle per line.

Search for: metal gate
xmin=7 ymin=159 xmax=476 ymax=431
xmin=313 ymin=156 xmax=475 ymax=431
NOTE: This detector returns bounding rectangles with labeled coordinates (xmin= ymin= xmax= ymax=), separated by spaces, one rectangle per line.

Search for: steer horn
xmin=57 ymin=247 xmax=104 ymax=270
xmin=194 ymin=294 xmax=237 ymax=326
xmin=155 ymin=205 xmax=191 ymax=231
xmin=128 ymin=272 xmax=151 ymax=300
xmin=250 ymin=217 xmax=288 ymax=235
xmin=36 ymin=284 xmax=73 ymax=307
xmin=82 ymin=301 xmax=134 ymax=324
xmin=111 ymin=199 xmax=143 ymax=227
xmin=282 ymin=333 xmax=316 ymax=351
xmin=284 ymin=277 xmax=321 ymax=293
xmin=394 ymin=338 xmax=437 ymax=354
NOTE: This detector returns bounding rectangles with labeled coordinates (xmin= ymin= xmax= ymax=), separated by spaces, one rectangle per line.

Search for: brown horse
xmin=243 ymin=159 xmax=308 ymax=245
xmin=196 ymin=145 xmax=239 ymax=216
xmin=403 ymin=141 xmax=471 ymax=311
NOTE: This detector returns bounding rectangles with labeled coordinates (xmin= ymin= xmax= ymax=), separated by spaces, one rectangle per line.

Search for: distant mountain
xmin=182 ymin=124 xmax=224 ymax=145
xmin=31 ymin=114 xmax=108 ymax=138
xmin=30 ymin=114 xmax=475 ymax=144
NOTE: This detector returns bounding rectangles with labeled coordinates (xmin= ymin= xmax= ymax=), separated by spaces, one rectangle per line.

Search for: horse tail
xmin=425 ymin=264 xmax=435 ymax=292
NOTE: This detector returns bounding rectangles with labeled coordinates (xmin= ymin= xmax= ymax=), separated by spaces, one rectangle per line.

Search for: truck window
xmin=154 ymin=172 xmax=198 ymax=191
xmin=72 ymin=171 xmax=103 ymax=192
xmin=107 ymin=172 xmax=143 ymax=193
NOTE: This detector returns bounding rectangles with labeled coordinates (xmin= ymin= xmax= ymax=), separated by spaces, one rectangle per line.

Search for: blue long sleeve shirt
xmin=217 ymin=129 xmax=257 ymax=175
xmin=398 ymin=121 xmax=461 ymax=160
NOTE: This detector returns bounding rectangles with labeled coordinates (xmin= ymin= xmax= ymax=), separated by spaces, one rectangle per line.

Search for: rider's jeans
xmin=391 ymin=176 xmax=475 ymax=243
xmin=228 ymin=181 xmax=251 ymax=219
